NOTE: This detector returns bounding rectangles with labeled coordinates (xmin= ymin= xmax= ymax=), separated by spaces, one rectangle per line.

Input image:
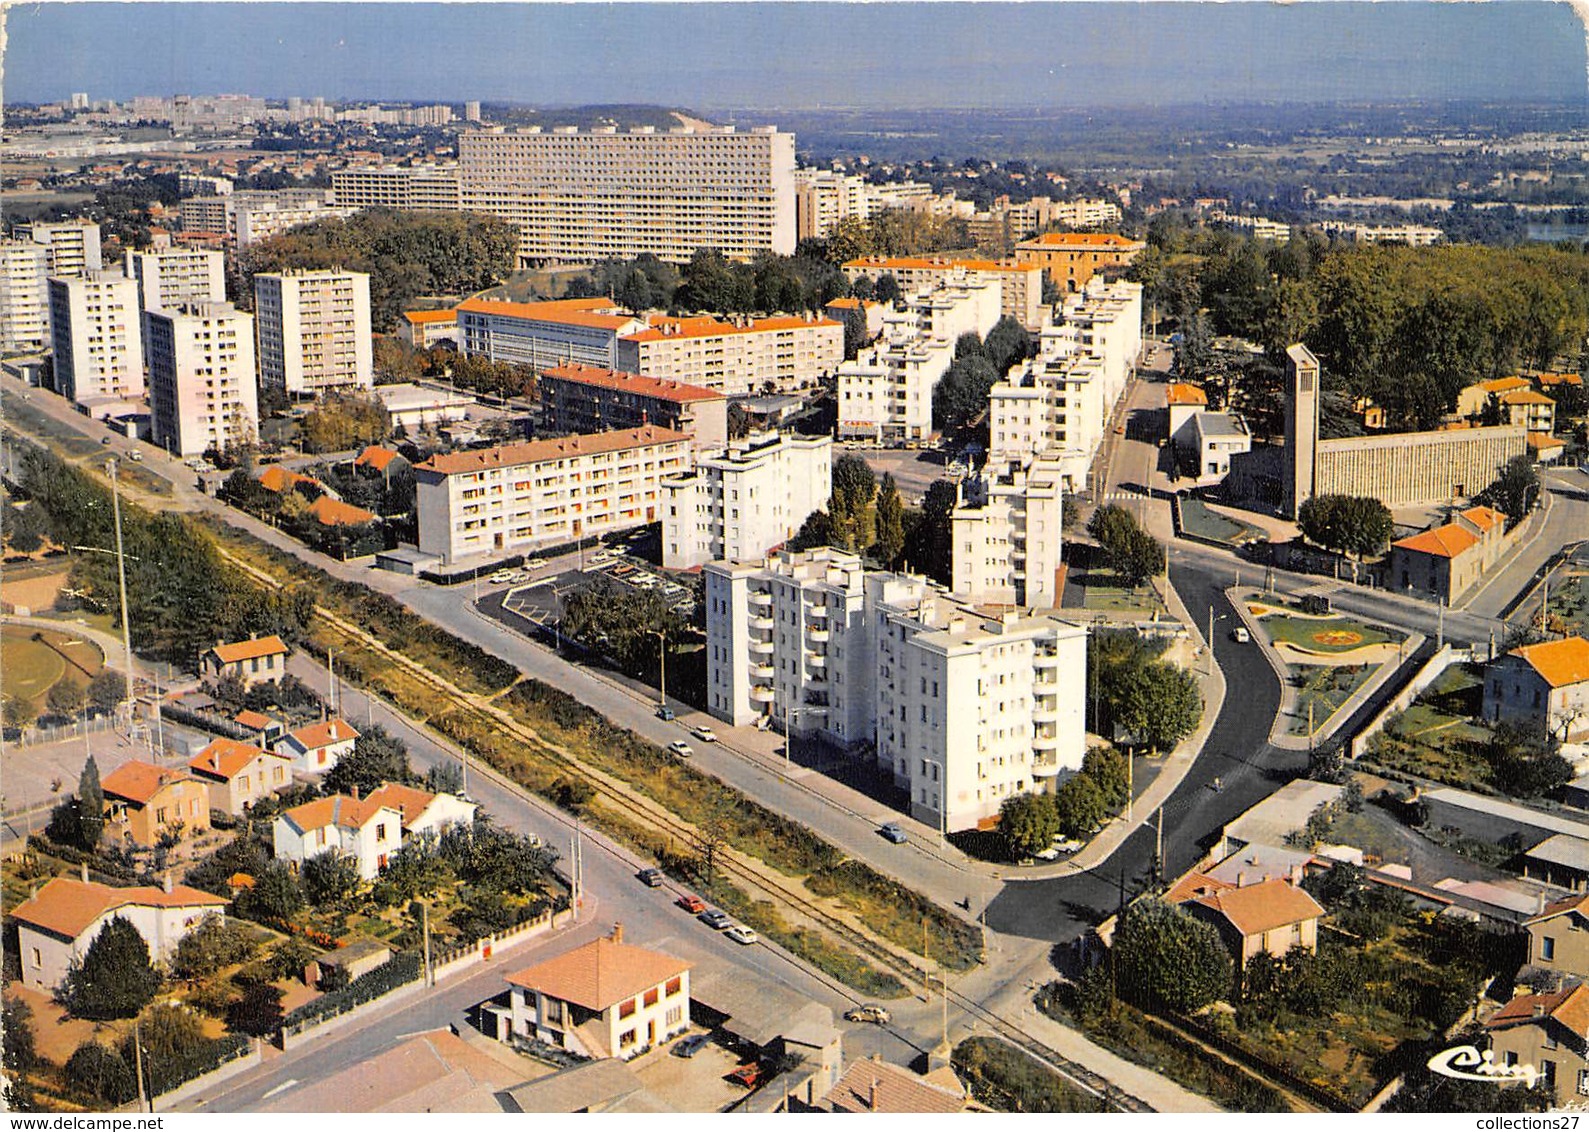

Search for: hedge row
xmin=282 ymin=951 xmax=422 ymax=1032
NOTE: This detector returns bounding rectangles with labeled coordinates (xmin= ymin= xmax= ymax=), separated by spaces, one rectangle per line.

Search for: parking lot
xmin=836 ymin=442 xmax=960 ymax=505
xmin=496 ymin=551 xmax=699 ymax=633
xmin=630 ymin=1028 xmax=754 ymax=1112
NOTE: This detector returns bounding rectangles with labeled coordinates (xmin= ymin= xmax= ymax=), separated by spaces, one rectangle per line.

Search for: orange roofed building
xmin=616 ymin=312 xmax=844 ymax=396
xmin=1485 ymin=636 xmax=1589 ymax=742
xmin=537 ymin=363 xmax=728 ymax=452
xmin=398 ymin=307 xmax=458 ymax=349
xmin=1484 ymin=983 xmax=1589 ymax=1105
xmin=276 ymin=718 xmax=360 ymax=775
xmin=1013 ymin=231 xmax=1145 ymax=293
xmin=1389 ymin=505 xmax=1510 ymax=605
xmin=823 ymin=1054 xmax=970 ymax=1114
xmin=11 ymin=872 xmax=227 ymax=992
xmin=272 ymin=792 xmax=403 ymax=880
xmin=455 ymin=296 xmax=646 ymax=372
xmin=1177 ymin=876 xmax=1324 ymax=966
xmin=101 ymin=760 xmax=211 ymax=845
xmin=189 ymin=737 xmax=293 ymax=815
xmin=202 ymin=634 xmax=289 ymax=689
xmin=499 ymin=925 xmax=691 ymax=1059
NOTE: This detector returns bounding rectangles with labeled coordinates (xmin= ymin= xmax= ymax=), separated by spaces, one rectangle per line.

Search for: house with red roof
xmin=307 ymin=495 xmax=380 ymax=528
xmin=1013 ymin=231 xmax=1145 ymax=292
xmin=101 ymin=760 xmax=212 ymax=845
xmin=1389 ymin=505 xmax=1511 ymax=604
xmin=275 ymin=717 xmax=360 ymax=775
xmin=1485 ymin=636 xmax=1589 ymax=742
xmin=188 ymin=737 xmax=293 ymax=815
xmin=1484 ymin=983 xmax=1589 ymax=1104
xmin=537 ymin=363 xmax=727 ymax=452
xmin=499 ymin=924 xmax=691 ymax=1059
xmin=272 ymin=791 xmax=404 ymax=880
xmin=201 ymin=634 xmax=289 ymax=689
xmin=1176 ymin=876 xmax=1324 ymax=966
xmin=823 ymin=1054 xmax=970 ymax=1114
xmin=364 ymin=782 xmax=477 ymax=839
xmin=397 ymin=307 xmax=457 ymax=350
xmin=10 ymin=870 xmax=227 ymax=992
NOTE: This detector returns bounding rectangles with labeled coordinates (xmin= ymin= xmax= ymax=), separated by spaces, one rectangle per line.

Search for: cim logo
xmin=1427 ymin=1045 xmax=1542 ymax=1088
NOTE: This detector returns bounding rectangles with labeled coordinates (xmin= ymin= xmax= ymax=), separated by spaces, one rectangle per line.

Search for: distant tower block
xmin=465 ymin=100 xmax=481 ymax=122
xmin=1284 ymin=343 xmax=1321 ymax=519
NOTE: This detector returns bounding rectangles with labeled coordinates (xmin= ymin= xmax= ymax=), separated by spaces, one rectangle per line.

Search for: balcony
xmin=749 ymin=616 xmax=775 ymax=632
xmin=750 ymin=685 xmax=775 ymax=703
xmin=1032 ymin=752 xmax=1062 ymax=777
xmin=1032 ymin=731 xmax=1060 ymax=752
xmin=748 ymin=638 xmax=774 ymax=656
xmin=747 ymin=590 xmax=772 ymax=609
xmin=807 ymin=628 xmax=830 ymax=643
xmin=750 ymin=663 xmax=775 ymax=680
xmin=805 ymin=604 xmax=829 ymax=622
xmin=805 ymin=653 xmax=826 ymax=669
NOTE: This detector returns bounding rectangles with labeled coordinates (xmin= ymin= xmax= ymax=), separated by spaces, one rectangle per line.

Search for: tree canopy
xmin=1296 ymin=494 xmax=1395 ymax=560
xmin=61 ymin=916 xmax=161 ymax=1020
xmin=1114 ymin=899 xmax=1233 ymax=1014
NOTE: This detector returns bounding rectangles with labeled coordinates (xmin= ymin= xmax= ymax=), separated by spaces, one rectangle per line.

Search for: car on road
xmin=637 ymin=867 xmax=664 ymax=887
xmin=668 ymin=740 xmax=694 ymax=758
xmin=1232 ymin=626 xmax=1250 ymax=643
xmin=878 ymin=822 xmax=907 ymax=844
xmin=127 ymin=450 xmax=142 ymax=461
xmin=699 ymin=909 xmax=734 ymax=930
xmin=725 ymin=924 xmax=759 ymax=945
xmin=672 ymin=1034 xmax=711 ymax=1059
xmin=677 ymin=894 xmax=707 ymax=914
xmin=100 ymin=436 xmax=111 ymax=445
xmin=729 ymin=1063 xmax=763 ymax=1089
xmin=656 ymin=705 xmax=676 ymax=721
xmin=488 ymin=571 xmax=513 ymax=584
xmin=843 ymin=1004 xmax=891 ymax=1024
xmin=693 ymin=725 xmax=718 ymax=743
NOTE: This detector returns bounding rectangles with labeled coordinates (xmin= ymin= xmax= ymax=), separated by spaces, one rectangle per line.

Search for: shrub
xmin=282 ymin=952 xmax=423 ymax=1032
xmin=64 ymin=1042 xmax=137 ymax=1105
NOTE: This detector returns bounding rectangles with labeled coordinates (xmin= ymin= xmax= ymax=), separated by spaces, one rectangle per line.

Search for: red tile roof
xmin=456 ymin=296 xmax=638 ymax=332
xmin=100 ymin=761 xmax=198 ymax=806
xmin=308 ymin=495 xmax=380 ymax=527
xmin=365 ymin=783 xmax=438 ymax=829
xmin=506 ymin=936 xmax=690 ymax=1011
xmin=1166 ymin=382 xmax=1207 ymax=407
xmin=540 ymin=364 xmax=724 ymax=404
xmin=280 ymin=793 xmax=396 ymax=834
xmin=622 ymin=314 xmax=839 ymax=344
xmin=257 ymin=465 xmax=320 ymax=494
xmin=1185 ymin=878 xmax=1324 ymax=936
xmin=826 ymin=1056 xmax=966 ymax=1114
xmin=190 ymin=738 xmax=281 ymax=781
xmin=354 ymin=445 xmax=403 ymax=472
xmin=402 ymin=309 xmax=457 ymax=325
xmin=1528 ymin=432 xmax=1566 ymax=451
xmin=1501 ymin=390 xmax=1556 ymax=407
xmin=10 ymin=876 xmax=226 ymax=942
xmin=209 ymin=635 xmax=289 ymax=664
xmin=1163 ymin=871 xmax=1234 ymax=904
xmin=1459 ymin=505 xmax=1507 ymax=533
xmin=1392 ymin=524 xmax=1480 ymax=560
xmin=1479 ymin=376 xmax=1532 ymax=396
xmin=1507 ymin=636 xmax=1589 ymax=689
xmin=1017 ymin=232 xmax=1144 ymax=249
xmin=414 ymin=425 xmax=689 ymax=476
xmin=286 ymin=718 xmax=360 ymax=750
xmin=1486 ymin=984 xmax=1589 ymax=1037
xmin=234 ymin=709 xmax=276 ymax=731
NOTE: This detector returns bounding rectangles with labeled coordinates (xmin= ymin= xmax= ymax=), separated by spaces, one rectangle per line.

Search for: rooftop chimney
xmin=81 ymin=861 xmax=90 ymax=883
xmin=351 ymin=785 xmax=360 ymax=800
xmin=868 ymin=1077 xmax=878 ymax=1111
xmin=163 ymin=871 xmax=174 ymax=894
xmin=611 ymin=922 xmax=624 ymax=944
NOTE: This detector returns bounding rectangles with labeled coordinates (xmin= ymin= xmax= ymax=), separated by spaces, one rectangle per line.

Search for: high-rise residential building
xmin=950 ymin=455 xmax=1065 ymax=606
xmin=330 ymin=166 xmax=462 ymax=211
xmin=146 ymin=302 xmax=259 ymax=458
xmin=843 ymin=256 xmax=1047 ymax=331
xmin=614 ymin=313 xmax=844 ymax=396
xmin=125 ymin=247 xmax=226 ymax=313
xmin=465 ymin=101 xmax=482 ymax=122
xmin=457 ymin=125 xmax=796 ymax=267
xmin=1014 ymin=232 xmax=1145 ymax=294
xmin=704 ymin=548 xmax=1088 ymax=831
xmin=456 ymin=297 xmax=645 ymax=370
xmin=0 ymin=240 xmax=51 ymax=352
xmin=661 ymin=432 xmax=832 ymax=570
xmin=414 ymin=427 xmax=692 ymax=565
xmin=177 ymin=173 xmax=233 ymax=197
xmin=47 ymin=270 xmax=144 ymax=411
xmin=254 ymin=269 xmax=374 ymax=395
xmin=21 ymin=220 xmax=103 ymax=279
xmin=176 ymin=190 xmax=353 ymax=247
xmin=537 ymin=363 xmax=728 ymax=451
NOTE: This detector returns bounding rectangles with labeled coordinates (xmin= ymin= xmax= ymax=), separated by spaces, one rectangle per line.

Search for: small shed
xmin=310 ymin=937 xmax=392 ymax=986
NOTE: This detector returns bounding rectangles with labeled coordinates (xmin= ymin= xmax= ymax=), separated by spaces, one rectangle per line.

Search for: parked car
xmin=672 ymin=1034 xmax=711 ymax=1058
xmin=488 ymin=571 xmax=513 ymax=584
xmin=725 ymin=924 xmax=759 ymax=946
xmin=729 ymin=1063 xmax=763 ymax=1089
xmin=637 ymin=867 xmax=664 ymax=887
xmin=844 ymin=1004 xmax=892 ymax=1024
xmin=127 ymin=450 xmax=143 ymax=462
xmin=699 ymin=909 xmax=734 ymax=930
xmin=878 ymin=822 xmax=908 ymax=844
xmin=1051 ymin=839 xmax=1084 ymax=855
xmin=1035 ymin=845 xmax=1062 ymax=861
xmin=693 ymin=725 xmax=718 ymax=743
xmin=656 ymin=705 xmax=676 ymax=721
xmin=1232 ymin=626 xmax=1250 ymax=643
xmin=677 ymin=894 xmax=707 ymax=914
xmin=668 ymin=741 xmax=694 ymax=759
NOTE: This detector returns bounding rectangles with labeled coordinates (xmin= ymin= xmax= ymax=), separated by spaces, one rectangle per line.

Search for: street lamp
xmin=1206 ymin=605 xmax=1228 ymax=674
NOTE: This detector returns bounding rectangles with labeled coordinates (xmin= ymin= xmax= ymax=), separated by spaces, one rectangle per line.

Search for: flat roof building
xmin=0 ymin=240 xmax=50 ymax=352
xmin=48 ymin=270 xmax=145 ymax=413
xmin=538 ymin=363 xmax=728 ymax=452
xmin=255 ymin=269 xmax=374 ymax=395
xmin=146 ymin=301 xmax=259 ymax=458
xmin=616 ymin=313 xmax=843 ymax=397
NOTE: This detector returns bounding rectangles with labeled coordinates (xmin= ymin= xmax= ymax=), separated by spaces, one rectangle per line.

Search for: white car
xmin=668 ymin=741 xmax=694 ymax=758
xmin=693 ymin=725 xmax=718 ymax=743
xmin=488 ymin=571 xmax=513 ymax=585
xmin=725 ymin=924 xmax=759 ymax=946
xmin=1232 ymin=627 xmax=1251 ymax=643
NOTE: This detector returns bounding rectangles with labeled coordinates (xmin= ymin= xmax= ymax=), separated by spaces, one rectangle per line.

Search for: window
xmin=376 ymin=823 xmax=388 ymax=842
xmin=619 ymin=1029 xmax=637 ymax=1049
xmin=665 ymin=1006 xmax=682 ymax=1027
xmin=619 ymin=998 xmax=637 ymax=1019
xmin=29 ymin=948 xmax=41 ymax=968
xmin=1543 ymin=936 xmax=1557 ymax=961
xmin=644 ymin=988 xmax=658 ymax=1007
xmin=665 ymin=977 xmax=682 ymax=996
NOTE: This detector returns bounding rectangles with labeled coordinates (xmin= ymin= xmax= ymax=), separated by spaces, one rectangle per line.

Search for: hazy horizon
xmin=5 ymin=2 xmax=1586 ymax=111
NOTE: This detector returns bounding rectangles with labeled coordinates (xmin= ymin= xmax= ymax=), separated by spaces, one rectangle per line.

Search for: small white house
xmin=201 ymin=635 xmax=289 ymax=690
xmin=10 ymin=871 xmax=227 ymax=992
xmin=188 ymin=737 xmax=294 ymax=815
xmin=272 ymin=793 xmax=404 ymax=881
xmin=365 ymin=782 xmax=478 ymax=839
xmin=275 ymin=718 xmax=360 ymax=776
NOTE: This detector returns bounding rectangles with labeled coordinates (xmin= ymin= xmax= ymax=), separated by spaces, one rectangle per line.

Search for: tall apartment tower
xmin=1283 ymin=343 xmax=1322 ymax=519
xmin=458 ymin=125 xmax=796 ymax=266
xmin=22 ymin=220 xmax=103 ymax=279
xmin=0 ymin=240 xmax=51 ymax=352
xmin=253 ymin=269 xmax=373 ymax=395
xmin=47 ymin=271 xmax=145 ymax=410
xmin=465 ymin=100 xmax=482 ymax=122
xmin=146 ymin=302 xmax=259 ymax=458
xmin=125 ymin=247 xmax=226 ymax=312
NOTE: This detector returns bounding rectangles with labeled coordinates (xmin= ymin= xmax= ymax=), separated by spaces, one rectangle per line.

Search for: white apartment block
xmin=254 ymin=269 xmax=374 ymax=395
xmin=843 ymin=256 xmax=1046 ymax=331
xmin=0 ymin=240 xmax=50 ymax=352
xmin=47 ymin=271 xmax=144 ymax=412
xmin=1319 ymin=220 xmax=1443 ymax=246
xmin=414 ymin=426 xmax=691 ymax=566
xmin=125 ymin=247 xmax=226 ymax=312
xmin=704 ymin=548 xmax=1087 ymax=831
xmin=331 ymin=165 xmax=462 ymax=211
xmin=951 ymin=455 xmax=1065 ymax=606
xmin=835 ymin=280 xmax=1001 ymax=444
xmin=146 ymin=302 xmax=259 ymax=458
xmin=176 ymin=191 xmax=353 ymax=246
xmin=967 ymin=197 xmax=1123 ymax=248
xmin=457 ymin=297 xmax=645 ymax=370
xmin=792 ymin=169 xmax=946 ymax=240
xmin=1211 ymin=212 xmax=1292 ymax=243
xmin=21 ymin=220 xmax=103 ymax=279
xmin=661 ymin=432 xmax=832 ymax=570
xmin=178 ymin=173 xmax=232 ymax=197
xmin=458 ymin=125 xmax=796 ymax=266
xmin=615 ymin=313 xmax=844 ymax=396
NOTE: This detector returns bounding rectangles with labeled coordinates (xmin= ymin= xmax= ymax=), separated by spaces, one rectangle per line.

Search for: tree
xmin=226 ymin=982 xmax=285 ymax=1038
xmin=842 ymin=305 xmax=870 ymax=359
xmin=1117 ymin=662 xmax=1201 ymax=753
xmin=1113 ymin=899 xmax=1233 ymax=1014
xmin=983 ymin=316 xmax=1031 ymax=376
xmin=1175 ymin=310 xmax=1214 ymax=381
xmin=849 ymin=274 xmax=874 ymax=301
xmin=171 ymin=917 xmax=257 ymax=980
xmin=1297 ymin=494 xmax=1391 ymax=560
xmin=1488 ymin=454 xmax=1541 ymax=530
xmin=127 ymin=1003 xmax=207 ymax=1063
xmin=301 ymin=850 xmax=361 ymax=906
xmin=77 ymin=754 xmax=104 ymax=850
xmin=322 ymin=723 xmax=412 ymax=797
xmin=831 ymin=455 xmax=877 ymax=524
xmin=299 ymin=390 xmax=390 ymax=454
xmin=1117 ymin=528 xmax=1166 ymax=587
xmin=241 ymin=862 xmax=305 ymax=923
xmin=726 ymin=403 xmax=752 ymax=440
xmin=60 ymin=916 xmax=161 ymax=1020
xmin=46 ymin=679 xmax=86 ymax=720
xmin=1087 ymin=505 xmax=1138 ymax=560
xmin=873 ymin=473 xmax=906 ymax=567
xmin=64 ymin=1042 xmax=137 ymax=1106
xmin=999 ymin=792 xmax=1059 ymax=858
xmin=874 ymin=273 xmax=902 ymax=305
xmin=3 ymin=694 xmax=37 ymax=733
xmin=424 ymin=760 xmax=465 ymax=795
xmin=900 ymin=480 xmax=957 ymax=585
xmin=1081 ymin=746 xmax=1130 ymax=811
xmin=1053 ymin=773 xmax=1107 ymax=839
xmin=87 ymin=669 xmax=127 ymax=714
xmin=2 ymin=997 xmax=37 ymax=1077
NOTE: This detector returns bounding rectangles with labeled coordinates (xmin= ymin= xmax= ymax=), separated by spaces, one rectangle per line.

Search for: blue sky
xmin=5 ymin=3 xmax=1585 ymax=109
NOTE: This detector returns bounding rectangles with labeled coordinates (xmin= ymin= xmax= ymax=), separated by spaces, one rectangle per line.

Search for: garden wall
xmin=1349 ymin=645 xmax=1469 ymax=759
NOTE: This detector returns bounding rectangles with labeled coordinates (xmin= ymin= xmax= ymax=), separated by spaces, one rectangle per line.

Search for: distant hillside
xmin=481 ymin=104 xmax=711 ymax=131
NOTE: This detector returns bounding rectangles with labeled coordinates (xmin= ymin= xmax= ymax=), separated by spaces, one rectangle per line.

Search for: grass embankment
xmin=1286 ymin=664 xmax=1377 ymax=736
xmin=952 ymin=1036 xmax=1109 ymax=1112
xmin=1358 ymin=665 xmax=1500 ymax=792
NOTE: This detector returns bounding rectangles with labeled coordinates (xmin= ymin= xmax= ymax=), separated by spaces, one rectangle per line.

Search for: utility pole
xmin=422 ymin=900 xmax=432 ymax=986
xmin=1155 ymin=807 xmax=1164 ymax=882
xmin=107 ymin=459 xmax=135 ymax=719
xmin=133 ymin=1017 xmax=149 ymax=1113
xmin=1437 ymin=599 xmax=1445 ymax=649
xmin=326 ymin=650 xmax=336 ymax=718
xmin=1126 ymin=751 xmax=1134 ymax=822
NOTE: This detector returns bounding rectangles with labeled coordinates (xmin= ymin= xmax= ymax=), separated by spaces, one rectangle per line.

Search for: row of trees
xmin=998 ymin=746 xmax=1132 ymax=856
xmin=1086 ymin=505 xmax=1167 ymax=588
xmin=787 ymin=457 xmax=957 ymax=585
xmin=2 ymin=669 xmax=125 ymax=735
xmin=1295 ymin=494 xmax=1395 ymax=561
xmin=932 ymin=321 xmax=1033 ymax=434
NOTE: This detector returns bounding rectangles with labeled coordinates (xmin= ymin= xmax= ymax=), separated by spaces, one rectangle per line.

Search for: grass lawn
xmin=1543 ymin=572 xmax=1589 ymax=637
xmin=1361 ymin=663 xmax=1500 ymax=791
xmin=1179 ymin=496 xmax=1266 ymax=546
xmin=0 ymin=624 xmax=103 ymax=712
xmin=1286 ymin=663 xmax=1378 ymax=736
xmin=1079 ymin=573 xmax=1167 ymax=615
xmin=1261 ymin=613 xmax=1402 ymax=654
